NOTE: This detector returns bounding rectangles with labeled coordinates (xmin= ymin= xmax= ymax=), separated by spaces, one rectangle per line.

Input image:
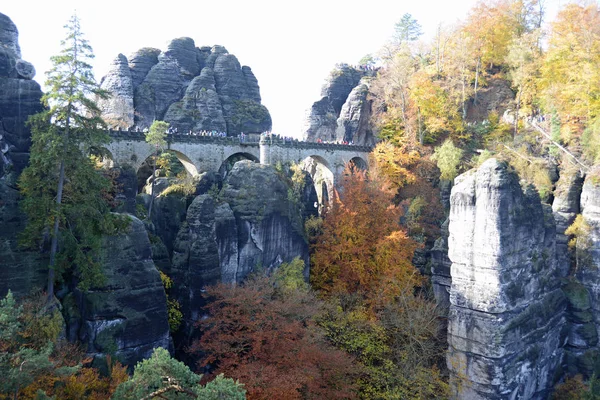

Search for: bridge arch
xmin=348 ymin=156 xmax=368 ymax=172
xmin=89 ymin=146 xmax=116 ymax=169
xmin=300 ymin=155 xmax=334 ymax=208
xmin=218 ymin=152 xmax=260 ymax=178
xmin=135 ymin=150 xmax=197 ymax=193
xmin=166 ymin=149 xmax=199 ymax=176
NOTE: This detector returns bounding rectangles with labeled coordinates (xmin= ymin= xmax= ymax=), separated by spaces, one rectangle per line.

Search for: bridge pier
xmin=259 ymin=136 xmax=272 ymax=165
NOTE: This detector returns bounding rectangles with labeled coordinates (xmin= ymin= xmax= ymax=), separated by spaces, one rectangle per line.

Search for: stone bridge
xmin=103 ymin=131 xmax=372 ymax=200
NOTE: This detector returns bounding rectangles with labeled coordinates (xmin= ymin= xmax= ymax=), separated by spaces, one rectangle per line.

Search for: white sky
xmin=3 ymin=0 xmax=564 ymax=136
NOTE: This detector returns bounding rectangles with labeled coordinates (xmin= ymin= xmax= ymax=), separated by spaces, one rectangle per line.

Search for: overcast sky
xmin=3 ymin=0 xmax=563 ymax=136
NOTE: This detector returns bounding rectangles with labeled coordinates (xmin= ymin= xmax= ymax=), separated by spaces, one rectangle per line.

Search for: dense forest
xmin=3 ymin=0 xmax=600 ymax=399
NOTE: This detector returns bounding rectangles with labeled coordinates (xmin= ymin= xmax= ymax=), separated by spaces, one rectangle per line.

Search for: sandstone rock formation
xmin=0 ymin=181 xmax=47 ymax=298
xmin=302 ymin=64 xmax=375 ymax=145
xmin=0 ymin=13 xmax=45 ymax=298
xmin=571 ymin=172 xmax=600 ymax=376
xmin=98 ymin=54 xmax=134 ymax=129
xmin=430 ymin=218 xmax=452 ymax=308
xmin=447 ymin=159 xmax=565 ymax=400
xmin=552 ymin=164 xmax=584 ymax=276
xmin=0 ymin=12 xmax=43 ymax=180
xmin=335 ymin=80 xmax=374 ymax=145
xmin=99 ymin=39 xmax=271 ymax=135
xmin=64 ymin=216 xmax=171 ymax=366
xmin=162 ymin=161 xmax=311 ymax=341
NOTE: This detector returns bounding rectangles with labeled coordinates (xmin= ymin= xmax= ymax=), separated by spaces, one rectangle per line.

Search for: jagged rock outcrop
xmin=303 ymin=64 xmax=375 ymax=145
xmin=0 ymin=13 xmax=45 ymax=298
xmin=562 ymin=280 xmax=598 ymax=377
xmin=99 ymin=40 xmax=271 ymax=135
xmin=571 ymin=173 xmax=600 ymax=375
xmin=0 ymin=13 xmax=43 ymax=179
xmin=171 ymin=160 xmax=309 ymax=285
xmin=168 ymin=161 xmax=310 ymax=341
xmin=64 ymin=216 xmax=171 ymax=366
xmin=431 ymin=218 xmax=452 ymax=308
xmin=99 ymin=54 xmax=134 ymax=129
xmin=128 ymin=47 xmax=160 ymax=89
xmin=220 ymin=161 xmax=309 ymax=279
xmin=163 ymin=68 xmax=227 ymax=133
xmin=334 ymin=79 xmax=374 ymax=145
xmin=0 ymin=13 xmax=21 ymax=59
xmin=578 ymin=173 xmax=600 ymax=272
xmin=149 ymin=194 xmax=191 ymax=255
xmin=447 ymin=159 xmax=565 ymax=400
xmin=553 ymin=165 xmax=584 ymax=276
xmin=170 ymin=194 xmax=221 ymax=331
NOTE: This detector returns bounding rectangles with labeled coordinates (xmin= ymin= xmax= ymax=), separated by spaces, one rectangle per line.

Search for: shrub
xmin=432 ymin=139 xmax=463 ymax=181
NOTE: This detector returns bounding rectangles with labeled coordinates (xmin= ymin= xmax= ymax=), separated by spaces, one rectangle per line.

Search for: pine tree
xmin=19 ymin=13 xmax=123 ymax=300
xmin=394 ymin=13 xmax=423 ymax=43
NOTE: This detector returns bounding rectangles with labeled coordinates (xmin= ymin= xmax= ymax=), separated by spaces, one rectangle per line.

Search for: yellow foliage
xmin=565 ymin=214 xmax=592 ymax=251
xmin=371 ymin=141 xmax=419 ymax=189
xmin=540 ymin=3 xmax=600 ymax=130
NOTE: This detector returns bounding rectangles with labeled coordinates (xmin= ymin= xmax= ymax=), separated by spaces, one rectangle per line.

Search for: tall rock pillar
xmin=447 ymin=159 xmax=565 ymax=399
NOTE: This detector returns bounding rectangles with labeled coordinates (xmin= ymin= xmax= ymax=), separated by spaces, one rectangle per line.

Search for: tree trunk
xmin=148 ymin=147 xmax=158 ymax=219
xmin=417 ymin=108 xmax=423 ymax=145
xmin=47 ymin=135 xmax=68 ymax=302
xmin=461 ymin=74 xmax=467 ymax=120
xmin=514 ymin=89 xmax=521 ymax=139
xmin=474 ymin=57 xmax=481 ymax=105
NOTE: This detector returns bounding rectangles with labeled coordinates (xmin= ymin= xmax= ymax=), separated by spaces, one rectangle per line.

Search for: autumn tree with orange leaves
xmin=189 ymin=268 xmax=359 ymax=400
xmin=310 ymin=165 xmax=422 ymax=301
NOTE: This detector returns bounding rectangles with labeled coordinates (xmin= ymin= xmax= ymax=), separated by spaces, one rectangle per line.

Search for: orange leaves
xmin=190 ymin=279 xmax=359 ymax=399
xmin=310 ymin=164 xmax=422 ymax=302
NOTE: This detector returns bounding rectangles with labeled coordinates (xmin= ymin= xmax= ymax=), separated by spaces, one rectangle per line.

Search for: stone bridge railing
xmin=106 ymin=130 xmax=373 ymax=153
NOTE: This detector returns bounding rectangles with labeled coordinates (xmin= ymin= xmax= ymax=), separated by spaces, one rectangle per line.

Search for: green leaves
xmin=112 ymin=348 xmax=246 ymax=400
xmin=146 ymin=120 xmax=169 ymax=148
xmin=19 ymin=13 xmax=124 ymax=293
xmin=432 ymin=139 xmax=463 ymax=181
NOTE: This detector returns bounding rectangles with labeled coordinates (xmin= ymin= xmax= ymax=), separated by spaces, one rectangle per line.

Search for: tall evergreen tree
xmin=394 ymin=13 xmax=423 ymax=43
xmin=19 ymin=13 xmax=123 ymax=300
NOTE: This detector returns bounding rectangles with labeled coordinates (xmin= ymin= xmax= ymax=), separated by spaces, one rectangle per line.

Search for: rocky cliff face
xmin=166 ymin=161 xmax=311 ymax=340
xmin=302 ymin=64 xmax=376 ymax=145
xmin=63 ymin=216 xmax=171 ymax=366
xmin=569 ymin=173 xmax=600 ymax=376
xmin=0 ymin=13 xmax=45 ymax=298
xmin=553 ymin=165 xmax=584 ymax=277
xmin=447 ymin=159 xmax=565 ymax=399
xmin=99 ymin=40 xmax=271 ymax=135
xmin=0 ymin=12 xmax=43 ymax=180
